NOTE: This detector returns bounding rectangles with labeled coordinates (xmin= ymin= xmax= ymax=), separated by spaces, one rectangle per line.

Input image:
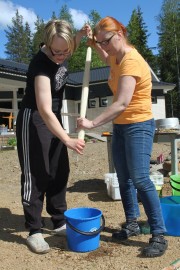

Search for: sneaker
xmin=52 ymin=224 xmax=66 ymax=236
xmin=142 ymin=235 xmax=168 ymax=257
xmin=112 ymin=222 xmax=140 ymax=241
xmin=26 ymin=233 xmax=50 ymax=254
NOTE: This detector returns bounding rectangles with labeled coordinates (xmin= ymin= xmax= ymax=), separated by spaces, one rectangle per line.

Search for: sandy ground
xmin=0 ymin=140 xmax=179 ymax=270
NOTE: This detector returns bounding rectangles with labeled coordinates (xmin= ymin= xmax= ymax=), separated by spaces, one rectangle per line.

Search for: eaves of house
xmin=0 ymin=58 xmax=176 ymax=93
xmin=67 ymin=65 xmax=176 ymax=93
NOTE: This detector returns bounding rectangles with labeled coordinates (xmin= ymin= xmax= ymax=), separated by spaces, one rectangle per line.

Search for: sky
xmin=0 ymin=0 xmax=164 ymax=59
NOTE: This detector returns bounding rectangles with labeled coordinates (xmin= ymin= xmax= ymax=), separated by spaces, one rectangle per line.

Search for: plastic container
xmin=150 ymin=172 xmax=164 ymax=186
xmin=104 ymin=173 xmax=121 ymax=200
xmin=160 ymin=196 xmax=180 ymax=236
xmin=64 ymin=207 xmax=105 ymax=252
xmin=155 ymin=185 xmax=163 ymax=197
xmin=139 ymin=221 xmax=150 ymax=235
xmin=0 ymin=126 xmax=8 ymax=134
xmin=170 ymin=175 xmax=180 ymax=196
xmin=155 ymin=117 xmax=179 ymax=129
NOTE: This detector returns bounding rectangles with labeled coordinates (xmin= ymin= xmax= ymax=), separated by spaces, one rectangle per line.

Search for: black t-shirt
xmin=21 ymin=50 xmax=68 ymax=115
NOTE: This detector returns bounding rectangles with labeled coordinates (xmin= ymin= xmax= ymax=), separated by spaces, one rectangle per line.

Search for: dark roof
xmin=0 ymin=58 xmax=109 ymax=84
xmin=67 ymin=66 xmax=109 ymax=86
xmin=67 ymin=66 xmax=176 ymax=90
xmin=67 ymin=66 xmax=169 ymax=86
xmin=0 ymin=58 xmax=28 ymax=75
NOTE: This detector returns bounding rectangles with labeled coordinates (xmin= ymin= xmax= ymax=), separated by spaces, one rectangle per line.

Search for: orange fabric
xmin=108 ymin=48 xmax=153 ymax=124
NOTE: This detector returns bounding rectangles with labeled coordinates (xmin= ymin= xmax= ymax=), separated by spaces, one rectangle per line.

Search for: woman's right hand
xmin=65 ymin=138 xmax=85 ymax=155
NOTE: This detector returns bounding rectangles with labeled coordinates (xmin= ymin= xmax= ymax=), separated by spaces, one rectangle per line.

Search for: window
xmin=77 ymin=103 xmax=81 ymax=114
xmin=88 ymin=99 xmax=96 ymax=108
xmin=99 ymin=97 xmax=108 ymax=107
xmin=152 ymin=96 xmax=157 ymax=104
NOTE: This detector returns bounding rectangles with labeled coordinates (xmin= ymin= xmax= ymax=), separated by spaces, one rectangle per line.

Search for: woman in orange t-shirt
xmin=77 ymin=16 xmax=167 ymax=258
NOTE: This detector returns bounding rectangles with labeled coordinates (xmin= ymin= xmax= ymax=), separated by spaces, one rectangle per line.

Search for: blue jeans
xmin=112 ymin=119 xmax=166 ymax=235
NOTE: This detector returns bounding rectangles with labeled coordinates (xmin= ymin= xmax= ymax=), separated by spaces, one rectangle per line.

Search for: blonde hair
xmin=43 ymin=19 xmax=75 ymax=54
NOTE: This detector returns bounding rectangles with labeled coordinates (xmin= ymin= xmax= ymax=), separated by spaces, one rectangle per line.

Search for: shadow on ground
xmin=0 ymin=208 xmax=25 ymax=245
xmin=67 ymin=178 xmax=113 ymax=202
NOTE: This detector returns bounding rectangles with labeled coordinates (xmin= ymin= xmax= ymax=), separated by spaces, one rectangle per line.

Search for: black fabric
xmin=21 ymin=50 xmax=68 ymax=114
xmin=16 ymin=108 xmax=70 ymax=231
xmin=16 ymin=50 xmax=70 ymax=232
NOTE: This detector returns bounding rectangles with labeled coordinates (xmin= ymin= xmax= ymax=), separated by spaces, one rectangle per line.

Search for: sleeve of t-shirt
xmin=119 ymin=58 xmax=142 ymax=78
xmin=32 ymin=59 xmax=51 ymax=79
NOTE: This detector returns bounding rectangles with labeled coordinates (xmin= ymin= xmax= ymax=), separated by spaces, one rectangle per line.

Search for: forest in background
xmin=2 ymin=0 xmax=180 ymax=118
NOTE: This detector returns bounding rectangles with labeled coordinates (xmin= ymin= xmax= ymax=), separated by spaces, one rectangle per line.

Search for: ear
xmin=116 ymin=30 xmax=123 ymax=38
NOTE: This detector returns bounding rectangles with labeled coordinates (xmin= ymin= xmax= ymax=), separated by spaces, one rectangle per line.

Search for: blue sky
xmin=0 ymin=0 xmax=163 ymax=59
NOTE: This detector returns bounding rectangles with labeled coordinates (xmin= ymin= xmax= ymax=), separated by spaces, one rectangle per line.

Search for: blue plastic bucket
xmin=64 ymin=207 xmax=105 ymax=252
xmin=160 ymin=196 xmax=180 ymax=236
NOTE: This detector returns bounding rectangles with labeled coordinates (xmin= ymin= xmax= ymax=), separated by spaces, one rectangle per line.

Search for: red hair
xmin=93 ymin=16 xmax=127 ymax=37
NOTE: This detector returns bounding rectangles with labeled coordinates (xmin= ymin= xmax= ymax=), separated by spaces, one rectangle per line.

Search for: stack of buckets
xmin=160 ymin=175 xmax=180 ymax=236
xmin=170 ymin=175 xmax=180 ymax=196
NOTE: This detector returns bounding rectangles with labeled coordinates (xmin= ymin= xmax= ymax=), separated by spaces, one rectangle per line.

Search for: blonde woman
xmin=77 ymin=16 xmax=168 ymax=258
xmin=16 ymin=19 xmax=90 ymax=254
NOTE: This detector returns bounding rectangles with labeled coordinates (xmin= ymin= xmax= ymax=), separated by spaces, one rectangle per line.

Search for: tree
xmin=127 ymin=6 xmax=156 ymax=70
xmin=157 ymin=0 xmax=180 ymax=117
xmin=5 ymin=10 xmax=31 ymax=63
xmin=31 ymin=17 xmax=45 ymax=56
xmin=88 ymin=10 xmax=101 ymax=28
xmin=68 ymin=43 xmax=87 ymax=71
xmin=59 ymin=4 xmax=74 ymax=28
xmin=68 ymin=9 xmax=104 ymax=71
xmin=23 ymin=22 xmax=32 ymax=63
xmin=51 ymin=11 xmax=57 ymax=20
xmin=88 ymin=10 xmax=105 ymax=69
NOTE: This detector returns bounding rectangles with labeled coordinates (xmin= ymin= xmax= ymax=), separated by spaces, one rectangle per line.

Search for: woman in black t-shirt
xmin=16 ymin=19 xmax=90 ymax=254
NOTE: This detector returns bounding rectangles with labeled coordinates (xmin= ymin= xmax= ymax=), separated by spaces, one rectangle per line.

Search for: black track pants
xmin=16 ymin=108 xmax=70 ymax=231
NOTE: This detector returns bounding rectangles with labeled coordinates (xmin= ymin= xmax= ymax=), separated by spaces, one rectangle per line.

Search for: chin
xmin=56 ymin=60 xmax=64 ymax=64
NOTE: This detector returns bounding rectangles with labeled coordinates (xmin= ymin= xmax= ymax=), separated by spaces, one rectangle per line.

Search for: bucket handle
xmin=170 ymin=181 xmax=180 ymax=192
xmin=66 ymin=214 xmax=105 ymax=236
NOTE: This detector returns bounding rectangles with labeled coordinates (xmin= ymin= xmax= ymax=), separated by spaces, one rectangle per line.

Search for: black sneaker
xmin=112 ymin=222 xmax=140 ymax=241
xmin=142 ymin=235 xmax=168 ymax=257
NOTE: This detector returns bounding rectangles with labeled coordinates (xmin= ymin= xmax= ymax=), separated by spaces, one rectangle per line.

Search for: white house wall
xmin=152 ymin=96 xmax=166 ymax=120
xmin=62 ymin=95 xmax=166 ymax=134
xmin=86 ymin=97 xmax=113 ymax=133
xmin=61 ymin=99 xmax=76 ymax=134
xmin=0 ymin=87 xmax=168 ymax=135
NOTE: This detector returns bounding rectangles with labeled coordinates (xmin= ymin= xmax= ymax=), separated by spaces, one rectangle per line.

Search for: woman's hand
xmin=79 ymin=24 xmax=92 ymax=38
xmin=74 ymin=24 xmax=92 ymax=51
xmin=65 ymin=138 xmax=85 ymax=155
xmin=77 ymin=117 xmax=94 ymax=130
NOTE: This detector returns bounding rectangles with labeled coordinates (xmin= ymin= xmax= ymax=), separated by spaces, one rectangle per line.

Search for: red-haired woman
xmin=77 ymin=16 xmax=167 ymax=258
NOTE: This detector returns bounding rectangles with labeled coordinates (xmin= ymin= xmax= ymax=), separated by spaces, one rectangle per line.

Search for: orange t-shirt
xmin=108 ymin=48 xmax=153 ymax=124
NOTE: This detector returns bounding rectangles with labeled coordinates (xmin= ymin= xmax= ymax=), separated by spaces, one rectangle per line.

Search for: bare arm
xmin=74 ymin=24 xmax=92 ymax=51
xmin=92 ymin=43 xmax=110 ymax=65
xmin=77 ymin=75 xmax=136 ymax=129
xmin=35 ymin=75 xmax=85 ymax=154
xmin=86 ymin=33 xmax=110 ymax=65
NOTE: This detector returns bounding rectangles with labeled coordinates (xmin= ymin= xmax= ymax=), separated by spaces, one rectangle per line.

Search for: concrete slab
xmin=86 ymin=132 xmax=107 ymax=142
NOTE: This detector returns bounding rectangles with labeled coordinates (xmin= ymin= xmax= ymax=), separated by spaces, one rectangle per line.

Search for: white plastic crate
xmin=150 ymin=172 xmax=164 ymax=186
xmin=104 ymin=173 xmax=121 ymax=200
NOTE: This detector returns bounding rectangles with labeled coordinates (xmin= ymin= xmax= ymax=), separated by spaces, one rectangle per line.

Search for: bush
xmin=7 ymin=137 xmax=17 ymax=147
